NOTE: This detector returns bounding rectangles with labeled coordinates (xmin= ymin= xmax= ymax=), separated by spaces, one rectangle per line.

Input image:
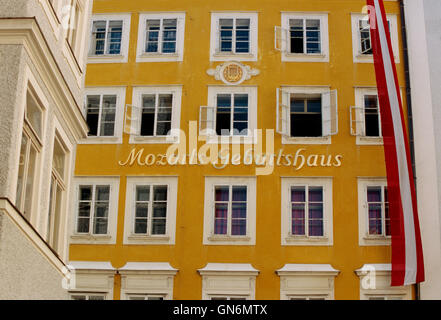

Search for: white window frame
xmin=277 ymin=264 xmax=339 ymax=300
xmin=136 ymin=12 xmax=186 ymax=62
xmin=210 ymin=12 xmax=258 ymax=62
xmin=358 ymin=178 xmax=391 ymax=246
xmin=70 ymin=177 xmax=119 ymax=244
xmin=200 ymin=86 xmax=258 ymax=144
xmin=81 ymin=87 xmax=126 ymax=144
xmin=128 ymin=86 xmax=182 ymax=144
xmin=123 ymin=176 xmax=178 ymax=245
xmin=351 ymin=14 xmax=399 ymax=64
xmin=350 ymin=88 xmax=384 ymax=145
xmin=277 ymin=86 xmax=337 ymax=145
xmin=198 ymin=263 xmax=258 ymax=300
xmin=119 ymin=262 xmax=177 ymax=300
xmin=203 ymin=177 xmax=256 ymax=245
xmin=355 ymin=264 xmax=411 ymax=300
xmin=88 ymin=14 xmax=131 ymax=64
xmin=276 ymin=13 xmax=329 ymax=62
xmin=281 ymin=177 xmax=333 ymax=246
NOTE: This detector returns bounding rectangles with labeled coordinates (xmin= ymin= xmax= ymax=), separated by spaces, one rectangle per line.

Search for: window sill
xmin=356 ymin=136 xmax=383 ymax=146
xmin=137 ymin=52 xmax=182 ymax=62
xmin=79 ymin=136 xmax=123 ymax=145
xmin=282 ymin=136 xmax=331 ymax=145
xmin=70 ymin=234 xmax=113 ymax=243
xmin=88 ymin=54 xmax=127 ymax=64
xmin=207 ymin=235 xmax=251 ymax=242
xmin=282 ymin=52 xmax=329 ymax=62
xmin=354 ymin=53 xmax=399 ymax=64
xmin=283 ymin=235 xmax=331 ymax=246
xmin=125 ymin=235 xmax=171 ymax=244
xmin=211 ymin=52 xmax=257 ymax=62
xmin=360 ymin=235 xmax=391 ymax=246
xmin=129 ymin=135 xmax=179 ymax=145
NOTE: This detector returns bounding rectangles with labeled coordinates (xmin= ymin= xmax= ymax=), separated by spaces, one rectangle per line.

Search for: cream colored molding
xmin=0 ymin=198 xmax=68 ymax=277
xmin=207 ymin=61 xmax=260 ymax=85
xmin=276 ymin=264 xmax=339 ymax=300
xmin=0 ymin=18 xmax=88 ymax=141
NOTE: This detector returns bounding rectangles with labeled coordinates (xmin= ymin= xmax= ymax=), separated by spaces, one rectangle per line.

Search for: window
xmin=277 ymin=87 xmax=338 ymax=144
xmin=76 ymin=185 xmax=110 ymax=235
xmin=198 ymin=263 xmax=258 ymax=300
xmin=86 ymin=95 xmax=116 ymax=137
xmin=83 ymin=87 xmax=126 ymax=144
xmin=281 ymin=178 xmax=333 ymax=246
xmin=16 ymin=90 xmax=44 ymax=221
xmin=200 ymin=86 xmax=257 ymax=143
xmin=203 ymin=177 xmax=256 ymax=245
xmin=140 ymin=94 xmax=172 ymax=136
xmin=210 ymin=12 xmax=258 ymax=61
xmin=47 ymin=135 xmax=67 ymax=253
xmin=91 ymin=20 xmax=122 ymax=55
xmin=213 ymin=185 xmax=247 ymax=236
xmin=355 ymin=264 xmax=411 ymax=300
xmin=66 ymin=0 xmax=82 ymax=55
xmin=71 ymin=178 xmax=119 ymax=244
xmin=215 ymin=93 xmax=248 ymax=136
xmin=290 ymin=186 xmax=324 ymax=237
xmin=88 ymin=14 xmax=131 ymax=63
xmin=275 ymin=13 xmax=329 ymax=62
xmin=136 ymin=13 xmax=186 ymax=62
xmin=129 ymin=86 xmax=183 ymax=144
xmin=123 ymin=177 xmax=178 ymax=245
xmin=350 ymin=88 xmax=389 ymax=145
xmin=70 ymin=293 xmax=105 ymax=300
xmin=351 ymin=14 xmax=399 ymax=63
xmin=357 ymin=178 xmax=391 ymax=246
xmin=277 ymin=264 xmax=339 ymax=300
xmin=119 ymin=262 xmax=178 ymax=300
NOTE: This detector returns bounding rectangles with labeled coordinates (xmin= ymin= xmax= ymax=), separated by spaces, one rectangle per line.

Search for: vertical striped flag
xmin=366 ymin=0 xmax=424 ymax=286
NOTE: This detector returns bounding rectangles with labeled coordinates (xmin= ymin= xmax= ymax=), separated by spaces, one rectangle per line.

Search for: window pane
xmin=309 ymin=219 xmax=323 ymax=236
xmin=107 ymin=20 xmax=122 ymax=54
xmin=367 ymin=187 xmax=382 ymax=202
xmin=153 ymin=186 xmax=167 ymax=201
xmin=309 ymin=187 xmax=323 ymax=202
xmin=136 ymin=186 xmax=150 ymax=202
xmin=134 ymin=218 xmax=148 ymax=234
xmin=162 ymin=19 xmax=177 ymax=53
xmin=219 ymin=19 xmax=233 ymax=52
xmin=231 ymin=218 xmax=246 ymax=236
xmin=26 ymin=92 xmax=42 ymax=138
xmin=291 ymin=187 xmax=305 ymax=202
xmin=100 ymin=95 xmax=116 ymax=136
xmin=92 ymin=21 xmax=106 ymax=55
xmin=290 ymin=19 xmax=304 ymax=53
xmin=16 ymin=134 xmax=28 ymax=210
xmin=215 ymin=186 xmax=229 ymax=201
xmin=79 ymin=186 xmax=92 ymax=201
xmin=291 ymin=99 xmax=305 ymax=113
xmin=307 ymin=98 xmax=321 ymax=113
xmin=216 ymin=94 xmax=232 ymax=135
xmin=96 ymin=186 xmax=110 ymax=201
xmin=141 ymin=94 xmax=156 ymax=136
xmin=364 ymin=95 xmax=380 ymax=137
xmin=306 ymin=19 xmax=321 ymax=53
xmin=214 ymin=203 xmax=228 ymax=235
xmin=235 ymin=19 xmax=250 ymax=53
xmin=86 ymin=95 xmax=100 ymax=136
xmin=232 ymin=186 xmax=247 ymax=202
xmin=23 ymin=144 xmax=37 ymax=218
xmin=232 ymin=202 xmax=246 ymax=219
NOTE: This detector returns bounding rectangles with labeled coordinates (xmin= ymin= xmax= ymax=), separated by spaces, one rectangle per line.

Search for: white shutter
xmin=350 ymin=106 xmax=366 ymax=136
xmin=322 ymin=90 xmax=338 ymax=136
xmin=276 ymin=88 xmax=290 ymax=136
xmin=274 ymin=26 xmax=289 ymax=52
xmin=199 ymin=106 xmax=216 ymax=135
xmin=123 ymin=104 xmax=141 ymax=135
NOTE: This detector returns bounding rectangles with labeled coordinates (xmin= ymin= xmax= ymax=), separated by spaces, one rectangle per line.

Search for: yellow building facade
xmin=69 ymin=0 xmax=415 ymax=300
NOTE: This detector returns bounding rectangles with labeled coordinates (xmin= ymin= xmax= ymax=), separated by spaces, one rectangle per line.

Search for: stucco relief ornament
xmin=207 ymin=61 xmax=260 ymax=85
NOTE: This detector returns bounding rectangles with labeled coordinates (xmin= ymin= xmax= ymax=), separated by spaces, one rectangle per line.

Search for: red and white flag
xmin=367 ymin=0 xmax=424 ymax=286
